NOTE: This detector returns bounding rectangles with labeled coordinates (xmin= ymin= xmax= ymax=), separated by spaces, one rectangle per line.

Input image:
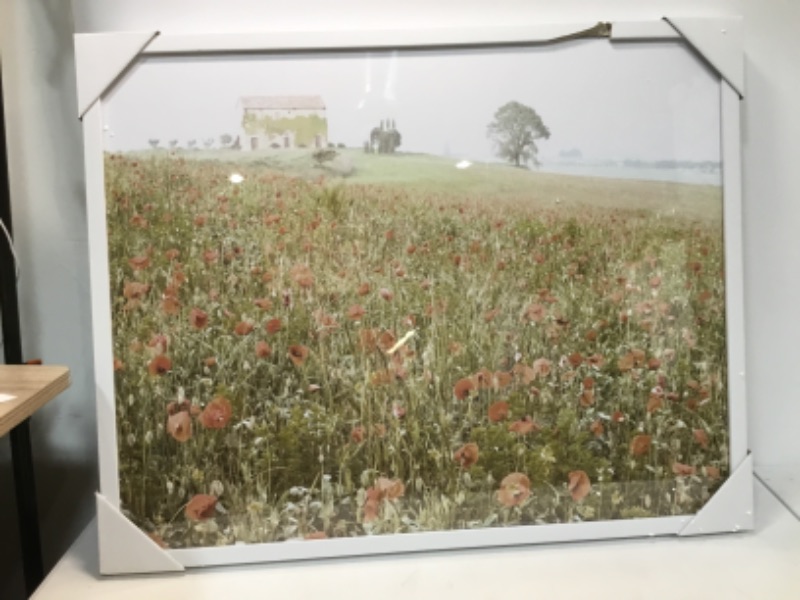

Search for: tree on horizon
xmin=487 ymin=101 xmax=550 ymax=168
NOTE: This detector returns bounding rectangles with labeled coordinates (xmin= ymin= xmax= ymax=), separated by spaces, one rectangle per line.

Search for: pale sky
xmin=104 ymin=39 xmax=721 ymax=164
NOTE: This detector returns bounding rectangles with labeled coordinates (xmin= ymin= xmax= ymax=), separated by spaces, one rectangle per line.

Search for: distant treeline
xmin=622 ymin=159 xmax=721 ymax=170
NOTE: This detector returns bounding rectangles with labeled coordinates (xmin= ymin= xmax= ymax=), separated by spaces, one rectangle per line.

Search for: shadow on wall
xmin=0 ymin=449 xmax=97 ymax=600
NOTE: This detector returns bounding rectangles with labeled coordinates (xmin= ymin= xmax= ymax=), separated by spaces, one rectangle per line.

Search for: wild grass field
xmin=106 ymin=150 xmax=728 ymax=548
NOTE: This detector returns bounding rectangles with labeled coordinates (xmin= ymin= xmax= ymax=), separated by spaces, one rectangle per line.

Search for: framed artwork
xmin=75 ymin=18 xmax=751 ymax=574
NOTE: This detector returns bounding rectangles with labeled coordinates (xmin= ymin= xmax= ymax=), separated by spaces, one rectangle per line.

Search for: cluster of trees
xmin=364 ymin=119 xmax=401 ymax=154
xmin=146 ymin=134 xmax=237 ymax=150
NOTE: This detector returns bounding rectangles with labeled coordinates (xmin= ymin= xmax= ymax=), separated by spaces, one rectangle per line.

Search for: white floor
xmin=32 ymin=478 xmax=800 ymax=600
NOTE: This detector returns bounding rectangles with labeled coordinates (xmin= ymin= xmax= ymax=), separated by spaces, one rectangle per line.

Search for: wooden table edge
xmin=0 ymin=365 xmax=71 ymax=436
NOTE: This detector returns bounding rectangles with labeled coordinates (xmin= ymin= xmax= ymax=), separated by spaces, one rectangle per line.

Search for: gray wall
xmin=1 ymin=0 xmax=799 ymax=598
xmin=0 ymin=1 xmax=95 ymax=598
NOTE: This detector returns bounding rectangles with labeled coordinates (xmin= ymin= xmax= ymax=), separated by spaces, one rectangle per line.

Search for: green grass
xmin=160 ymin=147 xmax=723 ymax=221
xmin=106 ymin=151 xmax=728 ymax=548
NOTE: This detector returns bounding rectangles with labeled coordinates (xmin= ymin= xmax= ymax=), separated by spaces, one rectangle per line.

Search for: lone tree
xmin=487 ymin=101 xmax=550 ymax=168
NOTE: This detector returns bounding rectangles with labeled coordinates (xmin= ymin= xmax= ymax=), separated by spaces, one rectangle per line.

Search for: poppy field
xmin=106 ymin=151 xmax=729 ymax=548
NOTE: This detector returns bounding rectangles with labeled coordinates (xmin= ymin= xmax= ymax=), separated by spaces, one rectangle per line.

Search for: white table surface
xmin=33 ymin=479 xmax=800 ymax=600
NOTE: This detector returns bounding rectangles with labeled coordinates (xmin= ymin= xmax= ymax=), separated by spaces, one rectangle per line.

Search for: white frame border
xmin=76 ymin=18 xmax=749 ymax=574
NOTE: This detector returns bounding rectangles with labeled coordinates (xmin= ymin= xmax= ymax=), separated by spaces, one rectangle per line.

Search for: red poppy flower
xmin=473 ymin=368 xmax=493 ymax=390
xmin=629 ymin=434 xmax=652 ymax=456
xmin=488 ymin=401 xmax=510 ymax=423
xmin=512 ymin=363 xmax=536 ymax=384
xmin=313 ymin=309 xmax=338 ymax=331
xmin=351 ymin=425 xmax=365 ymax=443
xmin=509 ymin=417 xmax=539 ymax=435
xmin=567 ymin=352 xmax=583 ymax=368
xmin=203 ymin=249 xmax=219 ymax=264
xmin=453 ymin=443 xmax=479 ymax=468
xmin=185 ymin=494 xmax=217 ymax=520
xmin=199 ymin=396 xmax=232 ymax=429
xmin=646 ymin=395 xmax=663 ymax=413
xmin=362 ymin=487 xmax=382 ymax=523
xmin=288 ymin=344 xmax=310 ymax=367
xmin=579 ymin=389 xmax=595 ymax=408
xmin=347 ymin=304 xmax=366 ymax=320
xmin=375 ymin=477 xmax=405 ymax=500
xmin=167 ymin=411 xmax=192 ymax=442
xmin=532 ymin=358 xmax=552 ymax=378
xmin=147 ymin=355 xmax=172 ymax=376
xmin=357 ymin=282 xmax=370 ymax=296
xmin=129 ymin=213 xmax=148 ymax=228
xmin=358 ymin=328 xmax=378 ymax=352
xmin=147 ymin=333 xmax=169 ymax=355
xmin=589 ymin=420 xmax=604 ymax=437
xmin=123 ymin=281 xmax=150 ymax=300
xmin=164 ymin=248 xmax=180 ymax=261
xmin=255 ymin=341 xmax=272 ymax=358
xmin=693 ymin=429 xmax=710 ymax=449
xmin=672 ymin=463 xmax=696 ymax=476
xmin=377 ymin=331 xmax=396 ymax=353
xmin=161 ymin=296 xmax=181 ymax=315
xmin=290 ymin=264 xmax=314 ymax=288
xmin=265 ymin=318 xmax=282 ymax=334
xmin=362 ymin=477 xmax=405 ymax=523
xmin=453 ymin=377 xmax=476 ymax=400
xmin=128 ymin=255 xmax=150 ymax=270
xmin=586 ymin=353 xmax=605 ymax=368
xmin=496 ymin=473 xmax=531 ymax=507
xmin=567 ymin=470 xmax=591 ymax=502
xmin=234 ymin=321 xmax=254 ymax=335
xmin=189 ymin=307 xmax=209 ymax=329
xmin=253 ymin=297 xmax=273 ymax=310
xmin=493 ymin=371 xmax=513 ymax=389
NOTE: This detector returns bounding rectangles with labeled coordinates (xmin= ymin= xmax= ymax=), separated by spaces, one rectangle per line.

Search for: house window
xmin=250 ymin=137 xmax=258 ymax=150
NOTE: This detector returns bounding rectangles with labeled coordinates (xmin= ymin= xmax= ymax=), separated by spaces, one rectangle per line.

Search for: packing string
xmin=0 ymin=217 xmax=20 ymax=281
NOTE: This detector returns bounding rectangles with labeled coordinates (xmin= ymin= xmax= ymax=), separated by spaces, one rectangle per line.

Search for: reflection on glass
xmin=103 ymin=40 xmax=727 ymax=549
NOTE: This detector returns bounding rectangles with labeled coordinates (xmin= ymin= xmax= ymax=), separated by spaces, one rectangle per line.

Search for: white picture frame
xmin=75 ymin=17 xmax=751 ymax=575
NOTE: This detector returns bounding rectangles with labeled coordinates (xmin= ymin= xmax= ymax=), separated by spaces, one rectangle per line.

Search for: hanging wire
xmin=0 ymin=217 xmax=20 ymax=281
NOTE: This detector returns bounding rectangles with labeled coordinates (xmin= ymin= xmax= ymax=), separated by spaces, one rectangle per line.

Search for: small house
xmin=239 ymin=96 xmax=328 ymax=151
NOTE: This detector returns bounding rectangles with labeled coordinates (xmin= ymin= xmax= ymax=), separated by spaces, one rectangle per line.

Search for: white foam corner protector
xmin=678 ymin=453 xmax=754 ymax=536
xmin=664 ymin=16 xmax=744 ymax=97
xmin=96 ymin=493 xmax=184 ymax=574
xmin=75 ymin=32 xmax=160 ymax=120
